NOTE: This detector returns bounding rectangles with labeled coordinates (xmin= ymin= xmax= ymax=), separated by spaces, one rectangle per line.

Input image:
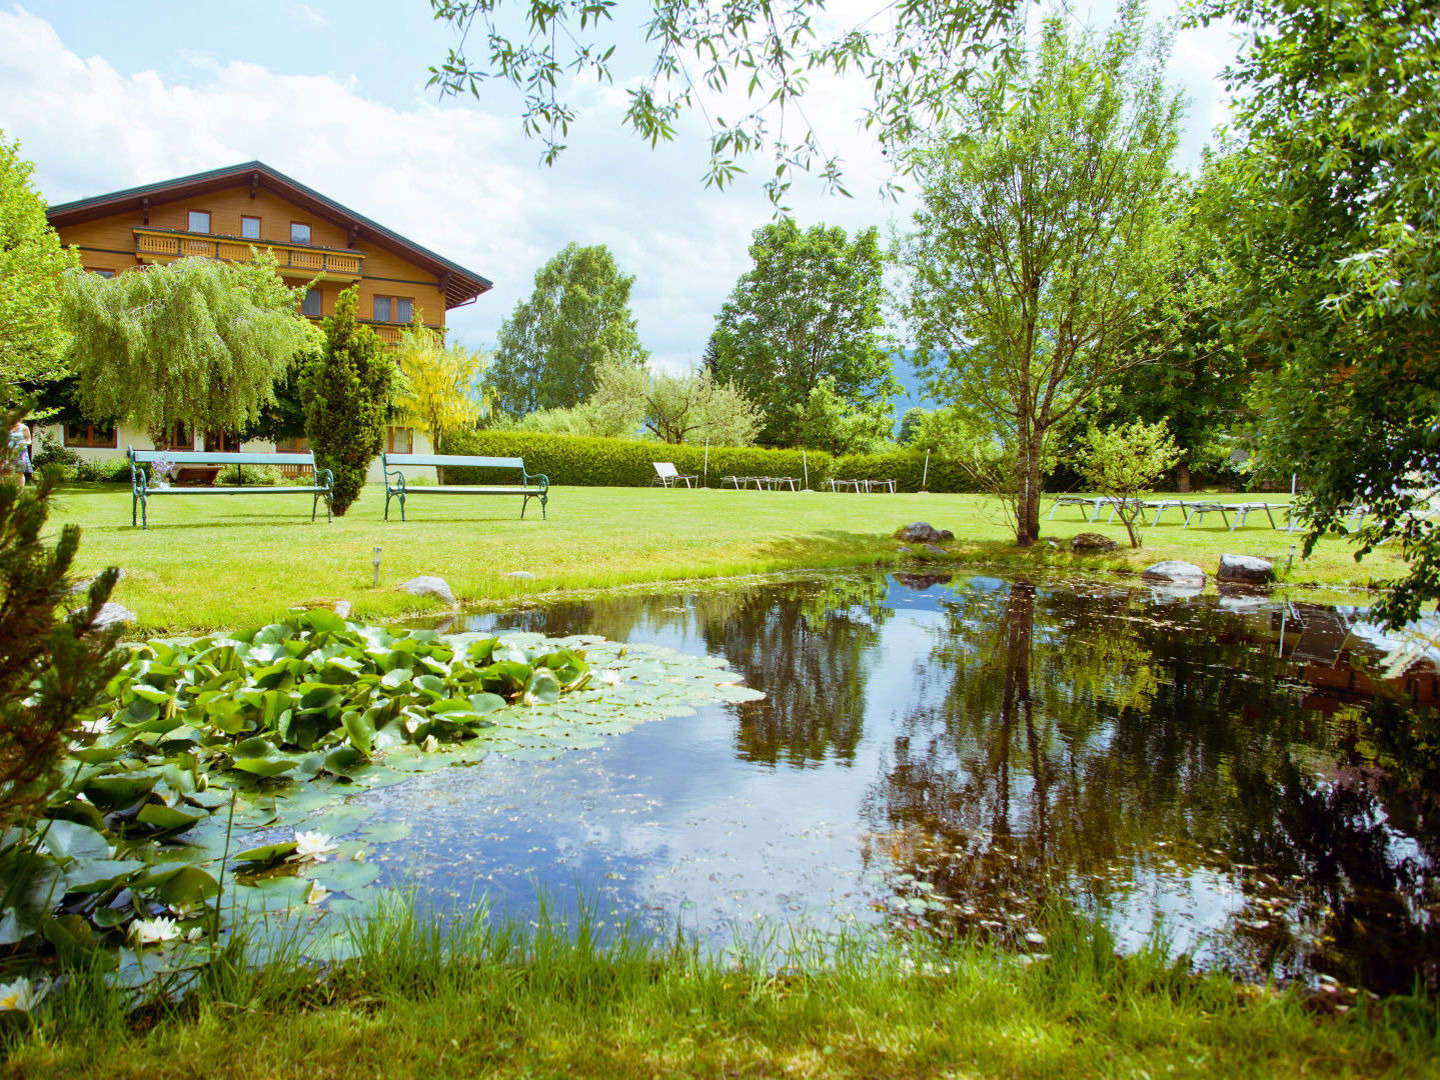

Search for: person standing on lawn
xmin=7 ymin=418 xmax=31 ymax=488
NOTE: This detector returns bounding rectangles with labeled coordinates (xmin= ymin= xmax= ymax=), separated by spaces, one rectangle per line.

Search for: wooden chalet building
xmin=44 ymin=161 xmax=491 ymax=480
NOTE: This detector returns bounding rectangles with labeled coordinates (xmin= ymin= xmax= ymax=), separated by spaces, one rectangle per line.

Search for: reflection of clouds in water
xmin=373 ymin=573 xmax=1437 ymax=988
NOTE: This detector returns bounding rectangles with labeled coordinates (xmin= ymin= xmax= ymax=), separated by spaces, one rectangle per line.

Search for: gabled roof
xmin=46 ymin=161 xmax=492 ymax=309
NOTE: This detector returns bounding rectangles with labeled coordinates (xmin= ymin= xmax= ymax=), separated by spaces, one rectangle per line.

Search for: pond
xmin=326 ymin=569 xmax=1440 ymax=994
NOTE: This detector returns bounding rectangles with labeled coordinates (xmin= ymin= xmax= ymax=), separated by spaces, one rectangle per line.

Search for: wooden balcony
xmin=133 ymin=227 xmax=364 ymax=281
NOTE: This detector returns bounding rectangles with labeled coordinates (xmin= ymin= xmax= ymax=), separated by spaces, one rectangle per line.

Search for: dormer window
xmin=290 ymin=222 xmax=311 ymax=244
xmin=188 ymin=210 xmax=211 ymax=233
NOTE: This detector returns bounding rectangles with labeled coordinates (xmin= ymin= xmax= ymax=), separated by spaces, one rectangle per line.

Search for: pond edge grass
xmin=6 ymin=894 xmax=1437 ymax=1078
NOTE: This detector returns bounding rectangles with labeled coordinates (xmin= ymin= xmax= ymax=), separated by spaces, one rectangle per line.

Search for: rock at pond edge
xmin=1217 ymin=554 xmax=1275 ymax=585
xmin=897 ymin=522 xmax=950 ymax=544
xmin=1140 ymin=560 xmax=1206 ymax=585
xmin=1070 ymin=532 xmax=1119 ymax=552
xmin=397 ymin=575 xmax=456 ymax=606
xmin=91 ymin=602 xmax=137 ymax=629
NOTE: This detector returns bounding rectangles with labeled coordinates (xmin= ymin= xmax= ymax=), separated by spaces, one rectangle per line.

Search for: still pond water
xmin=352 ymin=571 xmax=1437 ymax=992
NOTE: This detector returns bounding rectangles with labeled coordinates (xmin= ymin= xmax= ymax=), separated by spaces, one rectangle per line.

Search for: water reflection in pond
xmin=358 ymin=572 xmax=1438 ymax=992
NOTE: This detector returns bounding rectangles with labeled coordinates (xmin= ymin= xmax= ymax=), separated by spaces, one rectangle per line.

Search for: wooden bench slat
xmin=384 ymin=454 xmax=525 ymax=469
xmin=130 ymin=451 xmax=318 ymax=466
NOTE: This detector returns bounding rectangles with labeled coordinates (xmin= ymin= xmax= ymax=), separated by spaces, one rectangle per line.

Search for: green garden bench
xmin=128 ymin=448 xmax=333 ymax=529
xmin=382 ymin=453 xmax=549 ymax=522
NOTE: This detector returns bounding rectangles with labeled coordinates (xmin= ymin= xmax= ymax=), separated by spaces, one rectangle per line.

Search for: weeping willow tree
xmin=57 ymin=253 xmax=318 ymax=442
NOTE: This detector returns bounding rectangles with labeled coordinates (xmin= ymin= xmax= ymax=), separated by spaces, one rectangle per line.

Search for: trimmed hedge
xmin=443 ymin=430 xmax=983 ymax=493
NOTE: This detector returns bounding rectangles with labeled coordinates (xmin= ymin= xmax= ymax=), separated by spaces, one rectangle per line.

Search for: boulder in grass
xmin=1217 ymin=554 xmax=1274 ymax=585
xmin=1070 ymin=532 xmax=1118 ymax=553
xmin=1140 ymin=560 xmax=1206 ymax=585
xmin=398 ymin=575 xmax=456 ymax=606
xmin=90 ymin=602 xmax=137 ymax=630
xmin=504 ymin=570 xmax=536 ymax=581
xmin=897 ymin=522 xmax=949 ymax=544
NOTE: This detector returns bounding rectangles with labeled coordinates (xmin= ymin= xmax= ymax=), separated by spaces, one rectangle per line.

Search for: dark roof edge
xmin=47 ymin=160 xmax=493 ymax=296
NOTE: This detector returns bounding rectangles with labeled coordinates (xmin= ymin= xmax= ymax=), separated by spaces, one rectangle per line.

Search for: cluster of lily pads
xmin=0 ymin=611 xmax=763 ymax=1005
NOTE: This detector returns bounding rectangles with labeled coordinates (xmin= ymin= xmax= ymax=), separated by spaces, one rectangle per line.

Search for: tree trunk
xmin=1177 ymin=462 xmax=1191 ymax=493
xmin=1015 ymin=429 xmax=1044 ymax=546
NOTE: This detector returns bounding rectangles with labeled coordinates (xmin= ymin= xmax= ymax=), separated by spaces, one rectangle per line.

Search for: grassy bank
xmin=4 ymin=901 xmax=1435 ymax=1079
xmin=52 ymin=483 xmax=1391 ymax=632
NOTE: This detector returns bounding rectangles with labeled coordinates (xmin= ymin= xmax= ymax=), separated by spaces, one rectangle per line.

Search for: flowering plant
xmin=150 ymin=451 xmax=176 ymax=482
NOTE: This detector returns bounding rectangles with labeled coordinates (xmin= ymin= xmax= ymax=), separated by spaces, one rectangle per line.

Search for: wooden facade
xmin=44 ymin=162 xmax=492 ymax=479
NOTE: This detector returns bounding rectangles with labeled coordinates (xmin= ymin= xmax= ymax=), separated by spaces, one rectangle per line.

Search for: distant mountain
xmin=889 ymin=349 xmax=942 ymax=416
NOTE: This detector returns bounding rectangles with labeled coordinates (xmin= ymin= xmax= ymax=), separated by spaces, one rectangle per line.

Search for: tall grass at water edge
xmin=4 ymin=896 xmax=1436 ymax=1078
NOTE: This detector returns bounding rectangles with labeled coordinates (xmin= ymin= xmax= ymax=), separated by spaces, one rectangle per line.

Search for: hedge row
xmin=442 ymin=430 xmax=979 ymax=492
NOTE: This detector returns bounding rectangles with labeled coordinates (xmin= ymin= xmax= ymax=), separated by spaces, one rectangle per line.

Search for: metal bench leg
xmin=399 ymin=493 xmax=406 ymax=523
xmin=384 ymin=488 xmax=392 ymax=521
xmin=541 ymin=492 xmax=547 ymax=520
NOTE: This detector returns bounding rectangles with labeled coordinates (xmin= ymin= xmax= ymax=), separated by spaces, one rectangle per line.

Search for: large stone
xmin=90 ymin=602 xmax=137 ymax=630
xmin=1217 ymin=554 xmax=1274 ymax=585
xmin=897 ymin=522 xmax=949 ymax=544
xmin=397 ymin=575 xmax=456 ymax=606
xmin=923 ymin=543 xmax=949 ymax=558
xmin=1070 ymin=532 xmax=1118 ymax=553
xmin=1140 ymin=560 xmax=1206 ymax=585
xmin=504 ymin=570 xmax=536 ymax=581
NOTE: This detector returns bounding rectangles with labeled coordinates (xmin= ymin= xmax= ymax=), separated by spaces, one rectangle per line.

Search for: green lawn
xmin=53 ymin=483 xmax=1396 ymax=632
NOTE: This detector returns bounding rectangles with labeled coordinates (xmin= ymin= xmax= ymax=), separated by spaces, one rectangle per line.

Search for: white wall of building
xmin=35 ymin=423 xmax=437 ymax=484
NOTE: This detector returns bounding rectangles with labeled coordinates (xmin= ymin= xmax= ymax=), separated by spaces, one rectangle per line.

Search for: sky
xmin=0 ymin=1 xmax=1241 ymax=378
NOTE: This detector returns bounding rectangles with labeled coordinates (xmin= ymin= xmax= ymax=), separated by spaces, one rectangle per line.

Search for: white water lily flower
xmin=129 ymin=917 xmax=179 ymax=946
xmin=291 ymin=831 xmax=338 ymax=862
xmin=422 ymin=734 xmax=439 ymax=753
xmin=79 ymin=717 xmax=109 ymax=735
xmin=305 ymin=881 xmax=330 ymax=905
xmin=597 ymin=669 xmax=622 ymax=688
xmin=0 ymin=978 xmax=45 ymax=1012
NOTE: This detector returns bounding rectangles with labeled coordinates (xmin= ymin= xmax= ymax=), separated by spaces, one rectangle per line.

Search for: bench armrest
xmin=385 ymin=468 xmax=408 ymax=492
xmin=525 ymin=469 xmax=549 ymax=492
xmin=314 ymin=466 xmax=334 ymax=491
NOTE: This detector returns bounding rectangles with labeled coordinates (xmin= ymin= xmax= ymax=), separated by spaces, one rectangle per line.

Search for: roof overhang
xmin=46 ymin=161 xmax=492 ymax=309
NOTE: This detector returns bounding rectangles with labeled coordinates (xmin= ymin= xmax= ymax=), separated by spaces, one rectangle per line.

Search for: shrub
xmin=215 ymin=463 xmax=284 ymax=486
xmin=29 ymin=431 xmax=80 ymax=480
xmin=74 ymin=457 xmax=131 ymax=483
xmin=445 ymin=429 xmax=834 ymax=488
xmin=444 ymin=429 xmax=985 ymax=492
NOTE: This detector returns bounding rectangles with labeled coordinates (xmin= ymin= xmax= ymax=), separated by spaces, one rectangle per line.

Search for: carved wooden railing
xmin=133 ymin=227 xmax=364 ymax=279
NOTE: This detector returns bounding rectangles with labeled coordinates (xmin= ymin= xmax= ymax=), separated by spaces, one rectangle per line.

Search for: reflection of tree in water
xmin=700 ymin=576 xmax=891 ymax=767
xmin=866 ymin=579 xmax=1440 ymax=991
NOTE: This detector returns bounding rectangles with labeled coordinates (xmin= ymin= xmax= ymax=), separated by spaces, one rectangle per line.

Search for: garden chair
xmin=652 ymin=462 xmax=697 ymax=488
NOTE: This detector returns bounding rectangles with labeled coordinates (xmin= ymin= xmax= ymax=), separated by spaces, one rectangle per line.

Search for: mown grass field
xmin=52 ymin=482 xmax=1395 ymax=632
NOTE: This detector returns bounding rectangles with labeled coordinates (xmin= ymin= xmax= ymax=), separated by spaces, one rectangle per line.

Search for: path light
xmin=373 ymin=546 xmax=382 ymax=586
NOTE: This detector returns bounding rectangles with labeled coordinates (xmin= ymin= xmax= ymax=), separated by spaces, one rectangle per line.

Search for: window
xmin=204 ymin=430 xmax=240 ymax=453
xmin=163 ymin=423 xmax=193 ymax=451
xmin=387 ymin=426 xmax=413 ymax=454
xmin=64 ymin=422 xmax=117 ymax=449
xmin=90 ymin=269 xmax=115 ymax=279
xmin=290 ymin=222 xmax=311 ymax=244
xmin=188 ymin=210 xmax=211 ymax=233
xmin=241 ymin=215 xmax=261 ymax=240
xmin=275 ymin=435 xmax=309 ymax=453
xmin=373 ymin=296 xmax=413 ymax=324
xmin=301 ymin=288 xmax=322 ymax=317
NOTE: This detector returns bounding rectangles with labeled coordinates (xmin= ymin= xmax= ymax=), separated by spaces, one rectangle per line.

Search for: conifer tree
xmin=0 ymin=405 xmax=123 ymax=831
xmin=302 ymin=287 xmax=397 ymax=515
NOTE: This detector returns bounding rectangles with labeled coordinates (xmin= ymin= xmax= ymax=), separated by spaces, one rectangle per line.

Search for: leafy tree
xmin=897 ymin=2 xmax=1183 ymax=547
xmin=1095 ymin=154 xmax=1252 ymax=490
xmin=708 ymin=220 xmax=897 ymax=447
xmin=798 ymin=376 xmax=892 ymax=456
xmin=58 ymin=253 xmax=316 ymax=443
xmin=896 ymin=407 xmax=927 ymax=446
xmin=1191 ymin=0 xmax=1440 ymax=627
xmin=427 ymin=0 xmax=1024 ymax=203
xmin=393 ymin=314 xmax=486 ymax=480
xmin=488 ymin=243 xmax=647 ymax=417
xmin=0 ymin=404 xmax=122 ymax=831
xmin=588 ymin=358 xmax=760 ymax=445
xmin=0 ymin=132 xmax=80 ymax=393
xmin=1077 ymin=419 xmax=1182 ymax=548
xmin=302 ymin=287 xmax=398 ymax=515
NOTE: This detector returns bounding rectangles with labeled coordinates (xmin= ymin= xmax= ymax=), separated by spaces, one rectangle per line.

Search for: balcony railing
xmin=133 ymin=227 xmax=364 ymax=280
